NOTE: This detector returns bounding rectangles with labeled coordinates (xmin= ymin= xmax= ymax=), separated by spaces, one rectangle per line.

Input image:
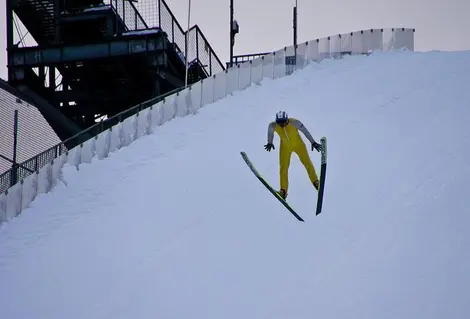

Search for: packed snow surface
xmin=1 ymin=50 xmax=470 ymax=319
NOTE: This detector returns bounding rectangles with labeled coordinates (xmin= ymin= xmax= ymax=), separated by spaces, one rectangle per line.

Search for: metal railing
xmin=0 ymin=85 xmax=185 ymax=194
xmin=116 ymin=0 xmax=225 ymax=76
xmin=1 ymin=0 xmax=226 ymax=194
xmin=109 ymin=0 xmax=148 ymax=31
xmin=186 ymin=25 xmax=225 ymax=76
xmin=226 ymin=52 xmax=271 ymax=68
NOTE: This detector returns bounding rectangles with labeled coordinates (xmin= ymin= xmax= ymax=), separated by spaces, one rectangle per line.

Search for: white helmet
xmin=275 ymin=111 xmax=288 ymax=124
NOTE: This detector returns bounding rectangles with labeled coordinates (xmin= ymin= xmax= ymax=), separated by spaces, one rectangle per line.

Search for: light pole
xmin=229 ymin=0 xmax=239 ymax=68
xmin=185 ymin=0 xmax=191 ymax=88
xmin=293 ymin=0 xmax=298 ymax=68
xmin=230 ymin=0 xmax=234 ymax=67
xmin=293 ymin=0 xmax=298 ymax=48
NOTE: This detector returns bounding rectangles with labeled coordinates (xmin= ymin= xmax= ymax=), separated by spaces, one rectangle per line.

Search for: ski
xmin=240 ymin=151 xmax=304 ymax=222
xmin=315 ymin=136 xmax=327 ymax=215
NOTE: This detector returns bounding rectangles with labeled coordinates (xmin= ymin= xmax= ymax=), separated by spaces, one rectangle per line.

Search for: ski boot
xmin=277 ymin=189 xmax=287 ymax=200
xmin=313 ymin=180 xmax=319 ymax=191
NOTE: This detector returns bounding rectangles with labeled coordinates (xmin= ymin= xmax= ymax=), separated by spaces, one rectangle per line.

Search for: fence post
xmin=10 ymin=110 xmax=19 ymax=187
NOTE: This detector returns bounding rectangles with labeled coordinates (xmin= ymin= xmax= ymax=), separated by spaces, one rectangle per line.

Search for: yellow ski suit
xmin=267 ymin=118 xmax=319 ymax=195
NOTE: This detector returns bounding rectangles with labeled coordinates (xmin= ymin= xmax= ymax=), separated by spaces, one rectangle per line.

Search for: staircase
xmin=15 ymin=0 xmax=57 ymax=44
xmin=8 ymin=0 xmax=224 ymax=140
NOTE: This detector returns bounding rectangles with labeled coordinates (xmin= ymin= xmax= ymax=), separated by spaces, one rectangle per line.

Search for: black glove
xmin=312 ymin=142 xmax=322 ymax=152
xmin=264 ymin=143 xmax=275 ymax=151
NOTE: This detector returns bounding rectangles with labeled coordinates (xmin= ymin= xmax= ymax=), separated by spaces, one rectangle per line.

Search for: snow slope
xmin=1 ymin=50 xmax=470 ymax=319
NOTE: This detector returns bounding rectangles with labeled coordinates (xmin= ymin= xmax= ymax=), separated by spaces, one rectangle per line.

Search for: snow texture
xmin=1 ymin=50 xmax=470 ymax=319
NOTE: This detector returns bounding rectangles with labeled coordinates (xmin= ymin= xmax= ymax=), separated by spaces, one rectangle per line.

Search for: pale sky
xmin=1 ymin=0 xmax=469 ymax=80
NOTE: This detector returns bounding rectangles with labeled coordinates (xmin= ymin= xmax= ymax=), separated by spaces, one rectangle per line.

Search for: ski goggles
xmin=276 ymin=118 xmax=288 ymax=126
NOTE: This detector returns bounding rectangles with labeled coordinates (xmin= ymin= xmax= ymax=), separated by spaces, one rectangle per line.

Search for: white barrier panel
xmin=5 ymin=182 xmax=21 ymax=220
xmin=67 ymin=144 xmax=81 ymax=169
xmin=201 ymin=76 xmax=215 ymax=106
xmin=295 ymin=42 xmax=308 ymax=69
xmin=0 ymin=187 xmax=6 ymax=222
xmin=385 ymin=28 xmax=415 ymax=51
xmin=21 ymin=171 xmax=37 ymax=211
xmin=0 ymin=27 xmax=414 ymax=225
xmin=251 ymin=58 xmax=263 ymax=84
xmin=37 ymin=161 xmax=53 ymax=195
xmin=284 ymin=46 xmax=296 ymax=74
xmin=183 ymin=88 xmax=193 ymax=116
xmin=364 ymin=29 xmax=383 ymax=52
xmin=330 ymin=35 xmax=342 ymax=58
xmin=262 ymin=53 xmax=274 ymax=80
xmin=341 ymin=33 xmax=353 ymax=54
xmin=81 ymin=137 xmax=96 ymax=164
xmin=146 ymin=103 xmax=159 ymax=135
xmin=136 ymin=108 xmax=151 ymax=139
xmin=95 ymin=129 xmax=111 ymax=160
xmin=109 ymin=122 xmax=123 ymax=153
xmin=238 ymin=61 xmax=251 ymax=89
xmin=382 ymin=28 xmax=395 ymax=51
xmin=319 ymin=37 xmax=330 ymax=60
xmin=351 ymin=31 xmax=364 ymax=54
xmin=400 ymin=28 xmax=415 ymax=51
xmin=226 ymin=66 xmax=239 ymax=95
xmin=214 ymin=73 xmax=227 ymax=102
xmin=189 ymin=81 xmax=202 ymax=113
xmin=175 ymin=88 xmax=190 ymax=118
xmin=273 ymin=49 xmax=286 ymax=79
xmin=52 ymin=153 xmax=67 ymax=187
xmin=161 ymin=94 xmax=177 ymax=124
xmin=120 ymin=114 xmax=138 ymax=148
xmin=306 ymin=39 xmax=320 ymax=61
xmin=147 ymin=104 xmax=159 ymax=134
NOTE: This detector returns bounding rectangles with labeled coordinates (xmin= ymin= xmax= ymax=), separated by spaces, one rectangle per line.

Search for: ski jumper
xmin=267 ymin=118 xmax=319 ymax=193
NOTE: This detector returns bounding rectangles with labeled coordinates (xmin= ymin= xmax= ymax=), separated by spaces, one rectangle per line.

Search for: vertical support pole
xmin=196 ymin=29 xmax=199 ymax=62
xmin=293 ymin=6 xmax=297 ymax=48
xmin=209 ymin=51 xmax=212 ymax=74
xmin=49 ymin=66 xmax=56 ymax=94
xmin=11 ymin=110 xmax=19 ymax=187
xmin=230 ymin=0 xmax=233 ymax=68
xmin=158 ymin=0 xmax=161 ymax=28
xmin=122 ymin=0 xmax=125 ymax=26
xmin=293 ymin=1 xmax=298 ymax=65
xmin=172 ymin=18 xmax=175 ymax=42
xmin=185 ymin=0 xmax=191 ymax=88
